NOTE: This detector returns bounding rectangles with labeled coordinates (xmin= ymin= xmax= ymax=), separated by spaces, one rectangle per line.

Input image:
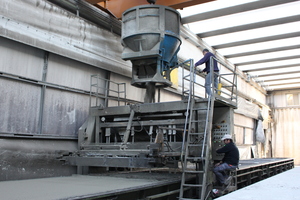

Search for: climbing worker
xmin=195 ymin=49 xmax=219 ymax=96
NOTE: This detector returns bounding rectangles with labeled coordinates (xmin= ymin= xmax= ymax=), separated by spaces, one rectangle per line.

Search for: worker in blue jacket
xmin=195 ymin=49 xmax=219 ymax=96
xmin=213 ymin=134 xmax=239 ymax=187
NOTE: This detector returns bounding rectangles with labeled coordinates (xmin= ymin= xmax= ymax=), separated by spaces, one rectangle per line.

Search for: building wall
xmin=267 ymin=89 xmax=300 ymax=165
xmin=0 ymin=36 xmax=107 ymax=180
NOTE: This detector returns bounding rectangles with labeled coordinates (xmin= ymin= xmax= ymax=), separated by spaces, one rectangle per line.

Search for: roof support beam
xmin=251 ymin=70 xmax=300 ymax=77
xmin=181 ymin=0 xmax=299 ymax=24
xmin=263 ymin=76 xmax=300 ymax=82
xmin=242 ymin=63 xmax=300 ymax=72
xmin=268 ymin=85 xmax=300 ymax=90
xmin=225 ymin=44 xmax=300 ymax=58
xmin=266 ymin=81 xmax=300 ymax=86
xmin=235 ymin=55 xmax=300 ymax=66
xmin=198 ymin=15 xmax=300 ymax=38
xmin=212 ymin=32 xmax=300 ymax=49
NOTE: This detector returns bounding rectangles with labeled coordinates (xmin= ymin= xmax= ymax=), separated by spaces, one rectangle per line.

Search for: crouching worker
xmin=213 ymin=134 xmax=239 ymax=187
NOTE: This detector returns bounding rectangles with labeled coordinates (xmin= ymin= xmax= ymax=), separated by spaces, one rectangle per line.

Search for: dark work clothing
xmin=213 ymin=163 xmax=236 ymax=185
xmin=216 ymin=142 xmax=239 ymax=166
xmin=214 ymin=142 xmax=239 ymax=185
xmin=195 ymin=52 xmax=219 ymax=73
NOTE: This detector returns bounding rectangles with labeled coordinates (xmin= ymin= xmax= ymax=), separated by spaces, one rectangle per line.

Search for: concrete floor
xmin=0 ymin=163 xmax=297 ymax=200
xmin=218 ymin=166 xmax=300 ymax=200
xmin=0 ymin=171 xmax=181 ymax=200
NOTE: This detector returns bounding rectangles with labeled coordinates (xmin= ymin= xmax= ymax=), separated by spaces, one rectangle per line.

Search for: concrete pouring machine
xmin=60 ymin=3 xmax=238 ymax=199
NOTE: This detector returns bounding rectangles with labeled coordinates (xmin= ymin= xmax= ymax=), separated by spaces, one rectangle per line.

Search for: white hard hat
xmin=221 ymin=134 xmax=232 ymax=141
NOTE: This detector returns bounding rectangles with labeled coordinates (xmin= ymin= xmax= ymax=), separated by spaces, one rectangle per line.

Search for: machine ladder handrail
xmin=179 ymin=59 xmax=215 ymax=200
xmin=90 ymin=74 xmax=127 ymax=108
xmin=180 ymin=59 xmax=195 ymax=161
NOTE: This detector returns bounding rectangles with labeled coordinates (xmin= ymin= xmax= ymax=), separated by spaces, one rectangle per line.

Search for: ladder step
xmin=186 ymin=157 xmax=205 ymax=161
xmin=188 ymin=141 xmax=207 ymax=147
xmin=187 ymin=144 xmax=203 ymax=147
xmin=184 ymin=170 xmax=204 ymax=174
xmin=192 ymin=108 xmax=208 ymax=111
xmin=183 ymin=183 xmax=203 ymax=187
xmin=191 ymin=120 xmax=206 ymax=123
xmin=189 ymin=132 xmax=204 ymax=135
xmin=187 ymin=141 xmax=207 ymax=147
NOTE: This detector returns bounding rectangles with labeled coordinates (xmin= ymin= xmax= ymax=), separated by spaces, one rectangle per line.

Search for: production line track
xmin=236 ymin=158 xmax=294 ymax=189
xmin=0 ymin=158 xmax=294 ymax=200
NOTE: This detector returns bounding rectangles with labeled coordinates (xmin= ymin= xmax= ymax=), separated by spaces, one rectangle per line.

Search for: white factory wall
xmin=267 ymin=89 xmax=300 ymax=165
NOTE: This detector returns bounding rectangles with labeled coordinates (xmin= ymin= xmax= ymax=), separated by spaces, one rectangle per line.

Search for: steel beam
xmin=198 ymin=15 xmax=300 ymax=38
xmin=91 ymin=100 xmax=208 ymax=116
xmin=242 ymin=63 xmax=300 ymax=72
xmin=181 ymin=0 xmax=298 ymax=24
xmin=66 ymin=156 xmax=155 ymax=168
xmin=212 ymin=32 xmax=300 ymax=49
xmin=252 ymin=70 xmax=300 ymax=77
xmin=225 ymin=44 xmax=300 ymax=58
xmin=268 ymin=85 xmax=300 ymax=91
xmin=38 ymin=51 xmax=49 ymax=135
xmin=99 ymin=119 xmax=186 ymax=128
xmin=235 ymin=55 xmax=300 ymax=66
xmin=265 ymin=81 xmax=300 ymax=86
xmin=263 ymin=76 xmax=300 ymax=82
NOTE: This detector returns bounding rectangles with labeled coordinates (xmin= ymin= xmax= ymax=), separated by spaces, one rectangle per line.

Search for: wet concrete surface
xmin=0 ymin=170 xmax=181 ymax=200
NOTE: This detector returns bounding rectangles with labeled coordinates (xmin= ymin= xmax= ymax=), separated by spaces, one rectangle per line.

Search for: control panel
xmin=212 ymin=123 xmax=230 ymax=160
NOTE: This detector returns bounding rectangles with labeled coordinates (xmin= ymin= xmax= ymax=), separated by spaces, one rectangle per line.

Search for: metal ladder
xmin=179 ymin=59 xmax=215 ymax=200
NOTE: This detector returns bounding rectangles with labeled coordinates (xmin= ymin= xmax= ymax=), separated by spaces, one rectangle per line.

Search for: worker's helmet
xmin=221 ymin=134 xmax=232 ymax=141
